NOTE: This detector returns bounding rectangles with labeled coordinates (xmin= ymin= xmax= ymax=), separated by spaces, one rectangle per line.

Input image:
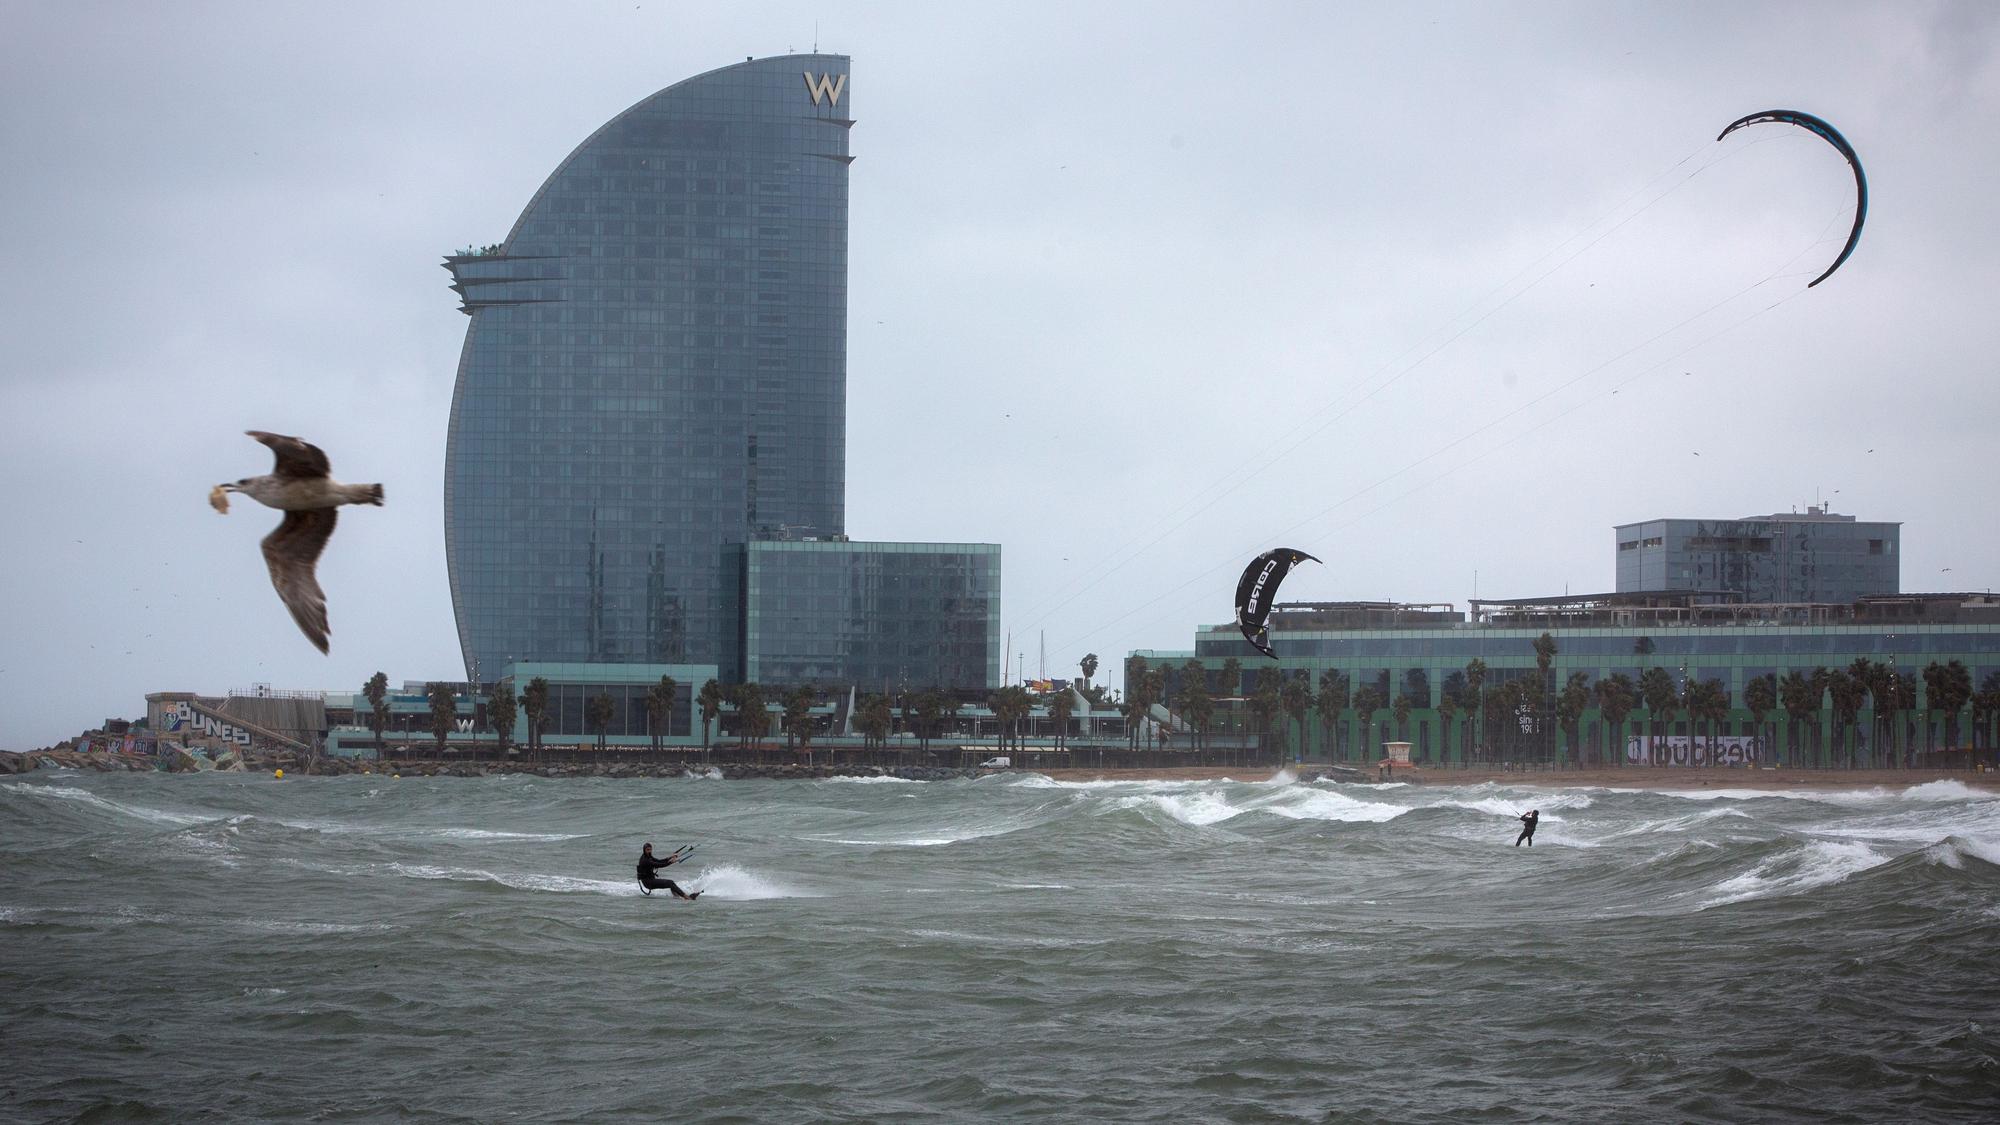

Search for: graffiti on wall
xmin=1625 ymin=735 xmax=1765 ymax=767
xmin=167 ymin=702 xmax=253 ymax=746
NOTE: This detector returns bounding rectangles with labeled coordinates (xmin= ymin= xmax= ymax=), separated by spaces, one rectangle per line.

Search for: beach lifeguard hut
xmin=1379 ymin=741 xmax=1412 ymax=780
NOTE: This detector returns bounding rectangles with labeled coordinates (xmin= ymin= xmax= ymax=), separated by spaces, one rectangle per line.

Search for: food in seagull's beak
xmin=209 ymin=485 xmax=230 ymax=513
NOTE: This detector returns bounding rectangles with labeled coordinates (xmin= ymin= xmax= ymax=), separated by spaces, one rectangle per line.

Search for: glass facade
xmin=1142 ymin=614 xmax=2000 ymax=764
xmin=501 ymin=662 xmax=715 ymax=741
xmin=1614 ymin=512 xmax=1900 ymax=603
xmin=737 ymin=542 xmax=1002 ymax=691
xmin=1182 ymin=623 xmax=2000 ymax=699
xmin=444 ymin=56 xmax=854 ymax=681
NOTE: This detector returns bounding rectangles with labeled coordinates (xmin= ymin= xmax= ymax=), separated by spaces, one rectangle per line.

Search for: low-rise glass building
xmin=1135 ymin=593 xmax=2000 ymax=766
xmin=1615 ymin=507 xmax=1899 ymax=603
xmin=734 ymin=540 xmax=1001 ymax=690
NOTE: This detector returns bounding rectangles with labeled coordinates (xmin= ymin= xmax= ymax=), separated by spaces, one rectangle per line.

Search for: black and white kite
xmin=1234 ymin=547 xmax=1319 ymax=659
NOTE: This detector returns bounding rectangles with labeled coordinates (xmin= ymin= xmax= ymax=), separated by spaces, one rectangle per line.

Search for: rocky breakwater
xmin=1 ymin=748 xmax=163 ymax=774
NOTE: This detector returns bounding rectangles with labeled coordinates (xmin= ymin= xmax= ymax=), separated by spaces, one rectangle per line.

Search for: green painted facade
xmin=1133 ymin=617 xmax=2000 ymax=766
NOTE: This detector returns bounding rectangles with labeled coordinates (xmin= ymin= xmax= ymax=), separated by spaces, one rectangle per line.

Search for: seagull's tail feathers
xmin=363 ymin=484 xmax=385 ymax=506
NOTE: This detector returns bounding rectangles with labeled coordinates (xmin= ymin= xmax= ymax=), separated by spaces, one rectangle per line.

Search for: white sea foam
xmin=1024 ymin=775 xmax=1235 ymax=791
xmin=236 ymin=918 xmax=395 ymax=935
xmin=685 ymin=767 xmax=725 ymax=781
xmin=1 ymin=783 xmax=207 ymax=826
xmin=1701 ymin=838 xmax=1888 ymax=907
xmin=1430 ymin=794 xmax=1587 ymax=820
xmin=1595 ymin=806 xmax=1752 ymax=841
xmin=1260 ymin=788 xmax=1406 ymax=823
xmin=1116 ymin=790 xmax=1244 ymax=826
xmin=819 ymin=774 xmax=921 ymax=784
xmin=386 ymin=862 xmax=644 ymax=896
xmin=1897 ymin=780 xmax=1995 ymax=802
xmin=906 ymin=927 xmax=1107 ymax=948
xmin=686 ymin=862 xmax=813 ymax=900
xmin=1650 ymin=781 xmax=1993 ymax=807
xmin=1922 ymin=835 xmax=2000 ymax=869
xmin=811 ymin=820 xmax=1018 ymax=846
xmin=426 ymin=827 xmax=589 ymax=841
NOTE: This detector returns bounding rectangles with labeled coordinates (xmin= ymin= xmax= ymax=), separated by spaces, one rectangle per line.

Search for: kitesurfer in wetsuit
xmin=637 ymin=842 xmax=699 ymax=899
xmin=1515 ymin=809 xmax=1539 ymax=847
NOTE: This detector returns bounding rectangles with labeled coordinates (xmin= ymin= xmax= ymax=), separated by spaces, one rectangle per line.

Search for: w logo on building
xmin=803 ymin=71 xmax=847 ymax=107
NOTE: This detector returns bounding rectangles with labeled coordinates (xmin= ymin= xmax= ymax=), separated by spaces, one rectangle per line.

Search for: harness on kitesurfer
xmin=637 ymin=843 xmax=697 ymax=897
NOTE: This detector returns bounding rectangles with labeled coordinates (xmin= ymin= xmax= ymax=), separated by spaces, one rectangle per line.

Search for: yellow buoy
xmin=273 ymin=768 xmax=284 ymax=779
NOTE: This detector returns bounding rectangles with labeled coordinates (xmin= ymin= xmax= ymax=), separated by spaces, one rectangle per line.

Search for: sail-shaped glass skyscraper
xmin=444 ymin=56 xmax=998 ymax=689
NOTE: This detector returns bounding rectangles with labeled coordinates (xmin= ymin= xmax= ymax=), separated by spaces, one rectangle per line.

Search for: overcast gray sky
xmin=3 ymin=1 xmax=1994 ymax=749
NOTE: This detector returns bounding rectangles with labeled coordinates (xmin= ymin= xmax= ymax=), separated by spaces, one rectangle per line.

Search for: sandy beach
xmin=1037 ymin=764 xmax=2000 ymax=791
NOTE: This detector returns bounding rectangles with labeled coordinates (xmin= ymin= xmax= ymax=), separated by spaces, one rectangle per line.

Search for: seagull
xmin=213 ymin=431 xmax=383 ymax=653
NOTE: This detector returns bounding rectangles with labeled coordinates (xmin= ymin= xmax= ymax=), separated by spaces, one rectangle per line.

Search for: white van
xmin=980 ymin=756 xmax=1011 ymax=769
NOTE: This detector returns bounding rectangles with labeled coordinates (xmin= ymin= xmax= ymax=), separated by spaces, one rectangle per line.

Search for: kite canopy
xmin=1234 ymin=548 xmax=1320 ymax=659
xmin=1716 ymin=109 xmax=1867 ymax=287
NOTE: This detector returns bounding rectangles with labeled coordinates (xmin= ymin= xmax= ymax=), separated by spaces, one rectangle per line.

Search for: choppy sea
xmin=3 ymin=768 xmax=1997 ymax=1122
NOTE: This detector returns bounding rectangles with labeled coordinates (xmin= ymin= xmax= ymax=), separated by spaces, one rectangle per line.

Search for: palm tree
xmin=1845 ymin=658 xmax=1878 ymax=766
xmin=1556 ymin=671 xmax=1591 ymax=766
xmin=645 ymin=675 xmax=678 ymax=756
xmin=519 ymin=677 xmax=550 ymax=763
xmin=1352 ymin=685 xmax=1385 ymax=762
xmin=1317 ymin=669 xmax=1349 ymax=762
xmin=644 ymin=682 xmax=668 ymax=756
xmin=1678 ymin=675 xmax=1703 ymax=761
xmin=1464 ymin=658 xmax=1488 ymax=760
xmin=1743 ymin=673 xmax=1776 ymax=766
xmin=736 ymin=683 xmax=769 ymax=752
xmin=1533 ymin=632 xmax=1559 ymax=762
xmin=426 ymin=681 xmax=458 ymax=757
xmin=487 ymin=681 xmax=517 ymax=758
xmin=585 ymin=692 xmax=615 ymax=753
xmin=1638 ymin=667 xmax=1678 ymax=759
xmin=1826 ymin=669 xmax=1866 ymax=769
xmin=1975 ymin=672 xmax=2000 ymax=765
xmin=1143 ymin=666 xmax=1168 ymax=750
xmin=1923 ymin=660 xmax=1974 ymax=759
xmin=986 ymin=686 xmax=1033 ymax=753
xmin=1694 ymin=679 xmax=1730 ymax=762
xmin=1594 ymin=673 xmax=1637 ymax=768
xmin=784 ymin=684 xmax=816 ymax=761
xmin=1046 ymin=687 xmax=1077 ymax=753
xmin=1079 ymin=653 xmax=1099 ymax=689
xmin=910 ymin=690 xmax=944 ymax=755
xmin=1282 ymin=676 xmax=1312 ymax=763
xmin=1391 ymin=691 xmax=1413 ymax=744
xmin=1882 ymin=669 xmax=1917 ymax=767
xmin=1250 ymin=668 xmax=1284 ymax=764
xmin=1218 ymin=657 xmax=1244 ymax=698
xmin=1124 ymin=656 xmax=1151 ymax=750
xmin=363 ymin=671 xmax=390 ymax=755
xmin=696 ymin=679 xmax=723 ymax=757
xmin=1170 ymin=660 xmax=1208 ymax=751
xmin=1778 ymin=670 xmax=1819 ymax=767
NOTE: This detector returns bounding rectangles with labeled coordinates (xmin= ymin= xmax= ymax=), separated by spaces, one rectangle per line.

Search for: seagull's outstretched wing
xmin=261 ymin=508 xmax=338 ymax=653
xmin=248 ymin=430 xmax=332 ymax=480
